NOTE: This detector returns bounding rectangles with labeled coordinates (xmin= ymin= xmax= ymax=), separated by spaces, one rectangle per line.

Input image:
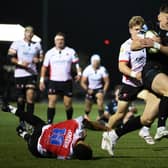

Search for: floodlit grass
xmin=0 ymin=102 xmax=168 ymax=168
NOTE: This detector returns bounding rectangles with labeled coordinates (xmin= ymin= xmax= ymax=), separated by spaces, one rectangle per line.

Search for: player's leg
xmin=102 ymin=92 xmax=159 ymax=156
xmin=96 ymin=92 xmax=104 ymax=119
xmin=84 ymin=97 xmax=93 ymax=120
xmin=107 ymin=100 xmax=129 ymax=129
xmin=15 ymin=78 xmax=26 ymax=128
xmin=47 ymin=94 xmax=57 ymax=124
xmin=139 ymin=92 xmax=159 ymax=144
xmin=151 ymin=73 xmax=168 ymax=140
xmin=26 ymin=87 xmax=35 ymax=114
xmin=137 ymin=90 xmax=154 ymax=144
xmin=25 ymin=76 xmax=37 ymax=115
xmin=63 ymin=80 xmax=73 ymax=120
xmin=64 ymin=95 xmax=73 ymax=119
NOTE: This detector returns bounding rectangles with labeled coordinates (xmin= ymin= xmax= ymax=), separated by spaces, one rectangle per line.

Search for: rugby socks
xmin=47 ymin=107 xmax=55 ymax=124
xmin=85 ymin=111 xmax=90 ymax=115
xmin=27 ymin=103 xmax=34 ymax=115
xmin=116 ymin=116 xmax=142 ymax=137
xmin=158 ymin=96 xmax=168 ymax=127
xmin=17 ymin=100 xmax=25 ymax=122
xmin=66 ymin=107 xmax=73 ymax=120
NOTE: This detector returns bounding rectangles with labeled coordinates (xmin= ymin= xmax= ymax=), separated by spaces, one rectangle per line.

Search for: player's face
xmin=92 ymin=60 xmax=100 ymax=69
xmin=158 ymin=12 xmax=168 ymax=30
xmin=54 ymin=35 xmax=65 ymax=49
xmin=24 ymin=30 xmax=34 ymax=41
xmin=129 ymin=25 xmax=142 ymax=40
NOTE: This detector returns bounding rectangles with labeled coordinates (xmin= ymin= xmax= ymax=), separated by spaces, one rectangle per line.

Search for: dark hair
xmin=160 ymin=3 xmax=168 ymax=13
xmin=73 ymin=143 xmax=93 ymax=160
xmin=55 ymin=32 xmax=66 ymax=39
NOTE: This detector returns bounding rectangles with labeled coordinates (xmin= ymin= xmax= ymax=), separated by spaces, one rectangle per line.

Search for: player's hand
xmin=33 ymin=56 xmax=40 ymax=64
xmin=87 ymin=89 xmax=93 ymax=95
xmin=74 ymin=75 xmax=81 ymax=82
xmin=135 ymin=71 xmax=142 ymax=81
xmin=19 ymin=61 xmax=30 ymax=68
xmin=39 ymin=82 xmax=45 ymax=91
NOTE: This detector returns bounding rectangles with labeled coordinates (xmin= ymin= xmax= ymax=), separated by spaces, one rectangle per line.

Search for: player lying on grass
xmin=1 ymin=105 xmax=109 ymax=160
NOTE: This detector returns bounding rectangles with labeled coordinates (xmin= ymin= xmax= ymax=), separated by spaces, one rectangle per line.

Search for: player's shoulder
xmin=99 ymin=65 xmax=108 ymax=73
xmin=121 ymin=38 xmax=132 ymax=48
xmin=64 ymin=46 xmax=76 ymax=53
xmin=46 ymin=47 xmax=55 ymax=54
xmin=83 ymin=65 xmax=92 ymax=72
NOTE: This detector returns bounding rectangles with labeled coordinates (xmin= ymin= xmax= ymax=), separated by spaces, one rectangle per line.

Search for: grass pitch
xmin=0 ymin=102 xmax=168 ymax=168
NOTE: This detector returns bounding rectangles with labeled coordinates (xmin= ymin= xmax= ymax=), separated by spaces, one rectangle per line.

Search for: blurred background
xmin=0 ymin=0 xmax=162 ymax=101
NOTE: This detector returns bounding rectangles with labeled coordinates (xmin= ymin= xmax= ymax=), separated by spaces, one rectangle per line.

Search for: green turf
xmin=0 ymin=102 xmax=168 ymax=168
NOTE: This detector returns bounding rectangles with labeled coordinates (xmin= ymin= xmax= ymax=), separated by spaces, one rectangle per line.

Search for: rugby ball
xmin=145 ymin=30 xmax=159 ymax=54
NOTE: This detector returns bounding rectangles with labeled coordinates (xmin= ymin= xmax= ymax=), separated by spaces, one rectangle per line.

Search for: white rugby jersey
xmin=82 ymin=65 xmax=108 ymax=89
xmin=43 ymin=46 xmax=79 ymax=81
xmin=10 ymin=40 xmax=43 ymax=77
xmin=119 ymin=38 xmax=146 ymax=87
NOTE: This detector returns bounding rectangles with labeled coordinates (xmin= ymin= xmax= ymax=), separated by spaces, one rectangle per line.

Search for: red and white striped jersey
xmin=43 ymin=46 xmax=79 ymax=81
xmin=119 ymin=38 xmax=146 ymax=87
xmin=37 ymin=116 xmax=85 ymax=159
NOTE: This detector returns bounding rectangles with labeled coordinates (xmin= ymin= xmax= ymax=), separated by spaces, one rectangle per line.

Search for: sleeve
xmin=36 ymin=42 xmax=43 ymax=55
xmin=10 ymin=41 xmax=18 ymax=51
xmin=101 ymin=67 xmax=109 ymax=78
xmin=118 ymin=43 xmax=130 ymax=63
xmin=82 ymin=67 xmax=89 ymax=77
xmin=71 ymin=49 xmax=79 ymax=63
xmin=43 ymin=52 xmax=50 ymax=67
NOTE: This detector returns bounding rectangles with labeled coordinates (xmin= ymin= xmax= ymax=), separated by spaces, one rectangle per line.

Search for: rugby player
xmin=102 ymin=3 xmax=168 ymax=156
xmin=1 ymin=104 xmax=109 ymax=160
xmin=39 ymin=32 xmax=82 ymax=123
xmin=8 ymin=26 xmax=43 ymax=127
xmin=80 ymin=54 xmax=109 ymax=120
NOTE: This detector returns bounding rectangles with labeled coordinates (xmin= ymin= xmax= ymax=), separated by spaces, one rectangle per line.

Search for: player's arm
xmin=8 ymin=48 xmax=29 ymax=68
xmin=144 ymin=37 xmax=168 ymax=56
xmin=119 ymin=61 xmax=141 ymax=81
xmin=39 ymin=66 xmax=47 ymax=91
xmin=74 ymin=63 xmax=82 ymax=81
xmin=80 ymin=76 xmax=88 ymax=92
xmin=103 ymin=76 xmax=109 ymax=94
xmin=83 ymin=119 xmax=109 ymax=131
xmin=131 ymin=38 xmax=150 ymax=50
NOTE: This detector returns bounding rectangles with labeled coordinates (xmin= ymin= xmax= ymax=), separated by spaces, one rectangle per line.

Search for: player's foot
xmin=139 ymin=130 xmax=155 ymax=145
xmin=25 ymin=122 xmax=34 ymax=135
xmin=84 ymin=114 xmax=90 ymax=121
xmin=1 ymin=104 xmax=17 ymax=113
xmin=101 ymin=130 xmax=118 ymax=156
xmin=16 ymin=124 xmax=27 ymax=137
xmin=154 ymin=127 xmax=168 ymax=140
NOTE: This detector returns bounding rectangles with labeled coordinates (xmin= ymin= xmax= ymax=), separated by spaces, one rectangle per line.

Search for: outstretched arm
xmin=83 ymin=119 xmax=110 ymax=131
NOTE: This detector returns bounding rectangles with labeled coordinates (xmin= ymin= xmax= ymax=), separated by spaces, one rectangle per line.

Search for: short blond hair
xmin=25 ymin=26 xmax=34 ymax=33
xmin=128 ymin=16 xmax=145 ymax=28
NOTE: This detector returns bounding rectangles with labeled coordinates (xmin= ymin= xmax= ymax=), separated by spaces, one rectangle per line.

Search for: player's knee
xmin=141 ymin=117 xmax=153 ymax=125
xmin=17 ymin=97 xmax=25 ymax=104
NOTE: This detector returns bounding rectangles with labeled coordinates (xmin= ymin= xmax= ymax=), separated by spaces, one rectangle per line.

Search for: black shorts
xmin=142 ymin=62 xmax=165 ymax=90
xmin=15 ymin=76 xmax=37 ymax=98
xmin=85 ymin=88 xmax=104 ymax=102
xmin=119 ymin=84 xmax=143 ymax=101
xmin=48 ymin=80 xmax=73 ymax=97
